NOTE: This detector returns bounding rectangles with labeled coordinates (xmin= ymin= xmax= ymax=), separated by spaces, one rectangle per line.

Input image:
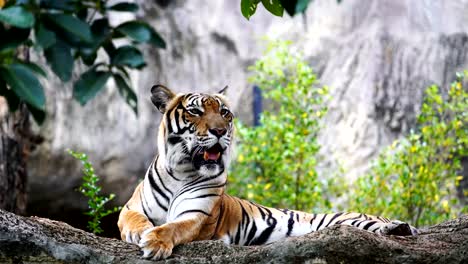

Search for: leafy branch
xmin=68 ymin=149 xmax=121 ymax=234
xmin=0 ymin=0 xmax=166 ymax=124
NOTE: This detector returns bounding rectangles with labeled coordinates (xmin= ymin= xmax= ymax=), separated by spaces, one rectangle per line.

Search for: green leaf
xmin=78 ymin=19 xmax=111 ymax=65
xmin=46 ymin=14 xmax=93 ymax=43
xmin=18 ymin=62 xmax=47 ymax=77
xmin=91 ymin=18 xmax=111 ymax=45
xmin=113 ymin=73 xmax=138 ymax=115
xmin=44 ymin=40 xmax=73 ymax=82
xmin=241 ymin=0 xmax=259 ymax=20
xmin=295 ymin=0 xmax=311 ymax=14
xmin=0 ymin=6 xmax=35 ymax=28
xmin=0 ymin=64 xmax=46 ymax=110
xmin=108 ymin=2 xmax=139 ymax=12
xmin=27 ymin=103 xmax=46 ymax=125
xmin=35 ymin=23 xmax=56 ymax=49
xmin=261 ymin=0 xmax=284 ymax=17
xmin=73 ymin=69 xmax=111 ymax=105
xmin=149 ymin=30 xmax=166 ymax=49
xmin=0 ymin=25 xmax=31 ymax=52
xmin=115 ymin=21 xmax=166 ymax=48
xmin=280 ymin=0 xmax=311 ymax=16
xmin=110 ymin=46 xmax=145 ymax=69
xmin=40 ymin=0 xmax=78 ymax=12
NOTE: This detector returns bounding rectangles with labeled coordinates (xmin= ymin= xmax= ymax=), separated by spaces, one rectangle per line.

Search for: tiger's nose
xmin=209 ymin=128 xmax=227 ymax=138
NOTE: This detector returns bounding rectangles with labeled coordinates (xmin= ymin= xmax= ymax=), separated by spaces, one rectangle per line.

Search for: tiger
xmin=118 ymin=85 xmax=417 ymax=260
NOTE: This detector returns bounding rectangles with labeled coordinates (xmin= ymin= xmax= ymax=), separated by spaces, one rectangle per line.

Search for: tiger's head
xmin=151 ymin=85 xmax=234 ymax=178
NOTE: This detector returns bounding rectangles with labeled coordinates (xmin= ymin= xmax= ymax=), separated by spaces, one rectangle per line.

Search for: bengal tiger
xmin=118 ymin=85 xmax=417 ymax=260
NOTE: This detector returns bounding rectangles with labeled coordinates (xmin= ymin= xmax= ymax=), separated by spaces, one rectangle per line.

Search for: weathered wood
xmin=0 ymin=209 xmax=466 ymax=264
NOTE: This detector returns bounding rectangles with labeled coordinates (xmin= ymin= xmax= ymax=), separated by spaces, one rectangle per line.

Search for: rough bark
xmin=0 ymin=209 xmax=466 ymax=264
xmin=0 ymin=102 xmax=29 ymax=215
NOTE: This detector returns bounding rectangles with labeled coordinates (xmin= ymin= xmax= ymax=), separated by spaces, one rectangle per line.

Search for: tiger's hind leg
xmin=378 ymin=220 xmax=418 ymax=236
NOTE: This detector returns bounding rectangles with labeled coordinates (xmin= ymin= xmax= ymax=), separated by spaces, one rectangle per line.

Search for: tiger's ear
xmin=217 ymin=85 xmax=228 ymax=95
xmin=151 ymin=85 xmax=175 ymax=113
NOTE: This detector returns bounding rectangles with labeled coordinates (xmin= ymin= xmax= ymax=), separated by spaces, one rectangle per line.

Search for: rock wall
xmin=26 ymin=0 xmax=468 ymax=233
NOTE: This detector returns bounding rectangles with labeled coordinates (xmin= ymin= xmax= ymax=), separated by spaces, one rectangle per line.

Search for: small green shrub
xmin=68 ymin=150 xmax=121 ymax=234
xmin=349 ymin=72 xmax=468 ymax=226
xmin=229 ymin=40 xmax=342 ymax=211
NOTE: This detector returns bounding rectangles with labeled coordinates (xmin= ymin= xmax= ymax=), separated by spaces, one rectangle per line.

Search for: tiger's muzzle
xmin=192 ymin=143 xmax=226 ymax=171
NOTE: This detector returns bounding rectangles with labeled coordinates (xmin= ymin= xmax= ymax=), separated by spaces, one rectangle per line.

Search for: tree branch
xmin=0 ymin=209 xmax=467 ymax=263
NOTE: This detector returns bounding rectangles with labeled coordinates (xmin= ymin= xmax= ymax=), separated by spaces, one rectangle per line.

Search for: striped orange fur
xmin=118 ymin=85 xmax=417 ymax=260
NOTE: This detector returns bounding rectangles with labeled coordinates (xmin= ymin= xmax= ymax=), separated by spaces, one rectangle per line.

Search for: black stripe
xmin=176 ymin=209 xmax=212 ymax=218
xmin=363 ymin=221 xmax=377 ymax=230
xmin=140 ymin=193 xmax=156 ymax=226
xmin=186 ymin=193 xmax=220 ymax=200
xmin=249 ymin=209 xmax=277 ymax=245
xmin=182 ymin=172 xmax=224 ymax=192
xmin=189 ymin=182 xmax=227 ymax=194
xmin=286 ymin=211 xmax=295 ymax=236
xmin=245 ymin=221 xmax=257 ymax=246
xmin=173 ymin=108 xmax=182 ymax=132
xmin=153 ymin=157 xmax=173 ymax=195
xmin=316 ymin=215 xmax=327 ymax=231
xmin=142 ymin=205 xmax=156 ymax=226
xmin=125 ymin=204 xmax=130 ymax=210
xmin=148 ymin=168 xmax=170 ymax=202
xmin=309 ymin=214 xmax=317 ymax=225
xmin=234 ymin=225 xmax=241 ymax=244
xmin=166 ymin=112 xmax=174 ymax=133
xmin=238 ymin=202 xmax=250 ymax=241
xmin=141 ymin=190 xmax=153 ymax=213
xmin=350 ymin=219 xmax=360 ymax=226
xmin=295 ymin=213 xmax=300 ymax=222
xmin=166 ymin=168 xmax=182 ymax=181
xmin=325 ymin=212 xmax=344 ymax=227
xmin=168 ymin=136 xmax=183 ymax=145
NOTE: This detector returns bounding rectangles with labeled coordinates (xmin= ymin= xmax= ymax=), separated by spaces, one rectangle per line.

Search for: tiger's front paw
xmin=380 ymin=220 xmax=418 ymax=236
xmin=139 ymin=226 xmax=174 ymax=260
xmin=121 ymin=224 xmax=153 ymax=245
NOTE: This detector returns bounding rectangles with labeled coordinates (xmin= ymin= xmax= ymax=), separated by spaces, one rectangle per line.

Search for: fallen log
xmin=0 ymin=209 xmax=466 ymax=263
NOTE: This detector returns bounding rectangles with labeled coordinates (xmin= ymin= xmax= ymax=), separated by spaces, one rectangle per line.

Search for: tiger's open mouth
xmin=201 ymin=143 xmax=223 ymax=162
xmin=193 ymin=143 xmax=224 ymax=169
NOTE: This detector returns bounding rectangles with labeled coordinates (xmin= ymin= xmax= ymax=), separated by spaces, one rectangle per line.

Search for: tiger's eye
xmin=220 ymin=109 xmax=230 ymax=116
xmin=188 ymin=108 xmax=203 ymax=116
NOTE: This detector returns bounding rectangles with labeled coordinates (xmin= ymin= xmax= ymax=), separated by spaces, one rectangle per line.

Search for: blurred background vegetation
xmin=229 ymin=40 xmax=468 ymax=227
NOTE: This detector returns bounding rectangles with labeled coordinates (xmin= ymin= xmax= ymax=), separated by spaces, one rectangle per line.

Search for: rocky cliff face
xmin=26 ymin=0 xmax=468 ymax=233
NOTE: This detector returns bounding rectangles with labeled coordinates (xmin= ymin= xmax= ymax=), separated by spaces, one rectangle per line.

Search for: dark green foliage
xmin=0 ymin=6 xmax=35 ymax=28
xmin=0 ymin=0 xmax=166 ymax=123
xmin=73 ymin=67 xmax=112 ymax=106
xmin=242 ymin=0 xmax=343 ymax=19
xmin=68 ymin=149 xmax=121 ymax=234
xmin=0 ymin=63 xmax=45 ymax=110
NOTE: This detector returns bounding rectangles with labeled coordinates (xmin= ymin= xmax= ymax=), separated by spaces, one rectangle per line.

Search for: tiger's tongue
xmin=203 ymin=151 xmax=220 ymax=161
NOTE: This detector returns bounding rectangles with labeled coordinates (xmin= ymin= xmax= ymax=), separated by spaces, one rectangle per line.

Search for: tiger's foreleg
xmin=138 ymin=216 xmax=207 ymax=259
xmin=117 ymin=183 xmax=154 ymax=245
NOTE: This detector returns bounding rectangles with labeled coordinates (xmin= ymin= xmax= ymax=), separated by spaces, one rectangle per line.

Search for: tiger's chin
xmin=193 ymin=143 xmax=227 ymax=177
